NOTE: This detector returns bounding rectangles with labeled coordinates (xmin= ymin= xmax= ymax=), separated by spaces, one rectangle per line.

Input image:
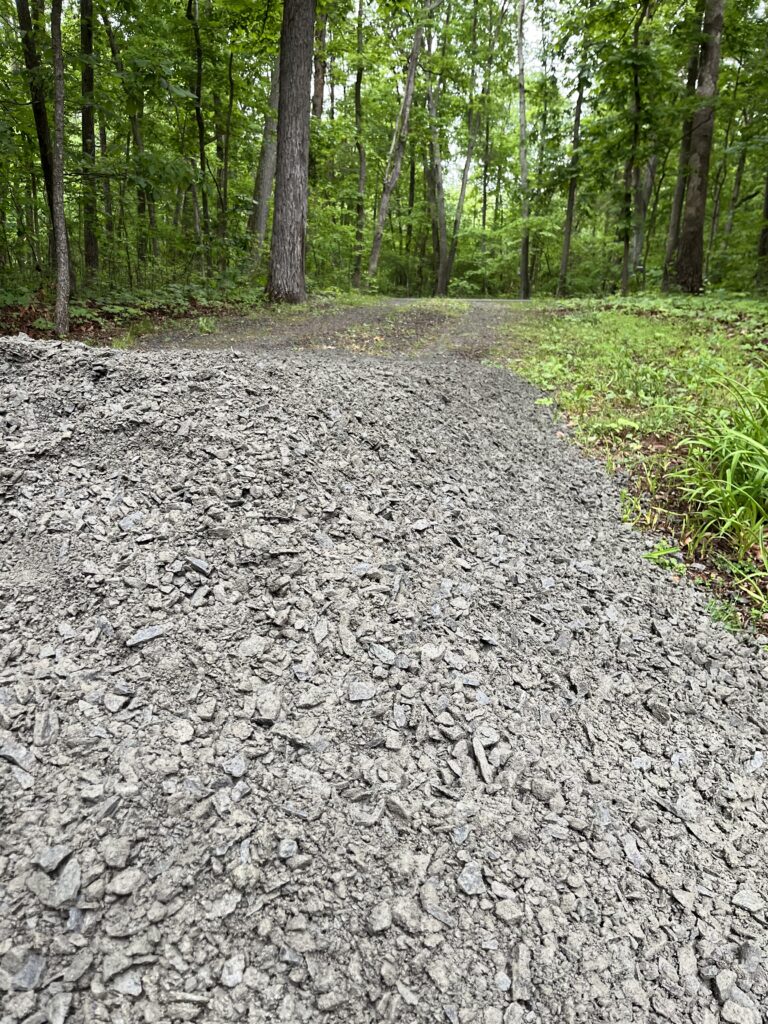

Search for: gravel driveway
xmin=1 ymin=306 xmax=766 ymax=1024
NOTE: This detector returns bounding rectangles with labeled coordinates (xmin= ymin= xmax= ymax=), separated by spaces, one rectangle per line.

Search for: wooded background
xmin=1 ymin=0 xmax=766 ymax=325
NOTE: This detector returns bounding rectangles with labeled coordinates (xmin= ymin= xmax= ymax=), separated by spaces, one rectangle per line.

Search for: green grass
xmin=496 ymin=295 xmax=768 ymax=623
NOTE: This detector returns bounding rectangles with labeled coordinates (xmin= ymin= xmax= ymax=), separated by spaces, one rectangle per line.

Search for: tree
xmin=51 ymin=0 xmax=69 ymax=334
xmin=368 ymin=6 xmax=427 ymax=280
xmin=267 ymin=0 xmax=316 ymax=303
xmin=556 ymin=73 xmax=585 ymax=296
xmin=81 ymin=0 xmax=98 ymax=274
xmin=516 ymin=0 xmax=530 ymax=299
xmin=676 ymin=0 xmax=725 ymax=293
xmin=248 ymin=59 xmax=280 ymax=268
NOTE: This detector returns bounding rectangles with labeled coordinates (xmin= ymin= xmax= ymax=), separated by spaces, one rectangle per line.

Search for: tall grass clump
xmin=676 ymin=371 xmax=768 ymax=574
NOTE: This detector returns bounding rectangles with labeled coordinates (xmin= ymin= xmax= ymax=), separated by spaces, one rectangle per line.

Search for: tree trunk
xmin=249 ymin=59 xmax=279 ymax=268
xmin=756 ymin=171 xmax=768 ymax=291
xmin=368 ymin=8 xmax=427 ymax=279
xmin=516 ymin=0 xmax=530 ymax=299
xmin=81 ymin=0 xmax=98 ymax=274
xmin=14 ymin=0 xmax=54 ymax=225
xmin=186 ymin=0 xmax=212 ymax=250
xmin=661 ymin=45 xmax=700 ymax=290
xmin=312 ymin=14 xmax=327 ymax=119
xmin=51 ymin=0 xmax=69 ymax=334
xmin=723 ymin=138 xmax=746 ymax=238
xmin=621 ymin=3 xmax=649 ymax=296
xmin=444 ymin=0 xmax=479 ymax=290
xmin=427 ymin=81 xmax=449 ymax=296
xmin=632 ymin=155 xmax=657 ymax=274
xmin=556 ymin=74 xmax=585 ymax=297
xmin=676 ymin=0 xmax=725 ymax=294
xmin=267 ymin=0 xmax=316 ymax=303
xmin=352 ymin=0 xmax=366 ymax=289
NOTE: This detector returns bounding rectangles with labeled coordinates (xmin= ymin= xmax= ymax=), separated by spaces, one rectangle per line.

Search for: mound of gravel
xmin=1 ymin=334 xmax=766 ymax=1024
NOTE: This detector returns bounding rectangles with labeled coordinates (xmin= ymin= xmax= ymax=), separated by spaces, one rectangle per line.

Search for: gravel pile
xmin=1 ymin=333 xmax=766 ymax=1024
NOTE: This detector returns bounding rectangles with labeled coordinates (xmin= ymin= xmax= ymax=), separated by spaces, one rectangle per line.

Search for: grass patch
xmin=497 ymin=295 xmax=768 ymax=624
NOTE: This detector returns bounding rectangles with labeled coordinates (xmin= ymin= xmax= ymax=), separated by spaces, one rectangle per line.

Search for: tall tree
xmin=757 ymin=171 xmax=768 ymax=291
xmin=368 ymin=6 xmax=428 ymax=279
xmin=248 ymin=60 xmax=280 ymax=268
xmin=556 ymin=72 xmax=585 ymax=296
xmin=676 ymin=0 xmax=725 ymax=293
xmin=516 ymin=0 xmax=530 ymax=299
xmin=14 ymin=0 xmax=54 ymax=224
xmin=661 ymin=14 xmax=702 ymax=290
xmin=81 ymin=0 xmax=98 ymax=274
xmin=51 ymin=0 xmax=69 ymax=333
xmin=267 ymin=0 xmax=316 ymax=303
xmin=352 ymin=0 xmax=366 ymax=289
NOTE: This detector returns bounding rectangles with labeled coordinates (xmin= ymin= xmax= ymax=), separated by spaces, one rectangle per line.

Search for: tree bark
xmin=427 ymin=80 xmax=449 ymax=296
xmin=51 ymin=0 xmax=69 ymax=334
xmin=352 ymin=0 xmax=366 ymax=289
xmin=621 ymin=2 xmax=649 ymax=296
xmin=368 ymin=7 xmax=428 ymax=279
xmin=186 ymin=0 xmax=212 ymax=250
xmin=756 ymin=171 xmax=768 ymax=291
xmin=15 ymin=0 xmax=54 ymax=224
xmin=444 ymin=0 xmax=479 ymax=290
xmin=661 ymin=45 xmax=700 ymax=290
xmin=676 ymin=0 xmax=725 ymax=294
xmin=312 ymin=14 xmax=327 ymax=119
xmin=516 ymin=0 xmax=530 ymax=299
xmin=724 ymin=137 xmax=746 ymax=238
xmin=267 ymin=0 xmax=316 ymax=303
xmin=81 ymin=0 xmax=98 ymax=274
xmin=556 ymin=73 xmax=585 ymax=297
xmin=249 ymin=59 xmax=279 ymax=268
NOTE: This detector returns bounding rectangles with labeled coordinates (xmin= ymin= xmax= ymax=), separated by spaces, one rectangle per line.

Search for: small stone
xmin=165 ymin=719 xmax=194 ymax=744
xmin=221 ymin=752 xmax=247 ymax=779
xmin=531 ymin=778 xmax=557 ymax=803
xmin=277 ymin=839 xmax=298 ymax=860
xmin=721 ymin=1000 xmax=760 ymax=1024
xmin=101 ymin=837 xmax=132 ymax=869
xmin=392 ymin=897 xmax=421 ymax=933
xmin=510 ymin=942 xmax=532 ymax=1002
xmin=732 ymin=888 xmax=764 ymax=914
xmin=495 ymin=971 xmax=511 ymax=992
xmin=714 ymin=970 xmax=737 ymax=1003
xmin=103 ymin=952 xmax=133 ymax=982
xmin=369 ymin=643 xmax=396 ymax=666
xmin=255 ymin=688 xmax=282 ymax=724
xmin=108 ymin=867 xmax=144 ymax=896
xmin=495 ymin=899 xmax=522 ymax=924
xmin=186 ymin=555 xmax=211 ymax=577
xmin=52 ymin=857 xmax=81 ymax=907
xmin=46 ymin=992 xmax=73 ymax=1024
xmin=13 ymin=953 xmax=46 ymax=991
xmin=221 ymin=953 xmax=245 ymax=988
xmin=112 ymin=970 xmax=142 ymax=996
xmin=457 ymin=861 xmax=486 ymax=896
xmin=31 ymin=845 xmax=71 ymax=874
xmin=237 ymin=634 xmax=267 ymax=659
xmin=368 ymin=902 xmax=392 ymax=933
xmin=348 ymin=678 xmax=376 ymax=702
xmin=104 ymin=692 xmax=129 ymax=713
xmin=126 ymin=624 xmax=166 ymax=648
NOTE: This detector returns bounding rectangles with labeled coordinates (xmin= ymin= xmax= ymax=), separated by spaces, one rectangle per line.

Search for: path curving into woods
xmin=1 ymin=308 xmax=766 ymax=1024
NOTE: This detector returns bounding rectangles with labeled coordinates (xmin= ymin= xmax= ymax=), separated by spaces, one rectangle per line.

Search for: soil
xmin=1 ymin=302 xmax=767 ymax=1024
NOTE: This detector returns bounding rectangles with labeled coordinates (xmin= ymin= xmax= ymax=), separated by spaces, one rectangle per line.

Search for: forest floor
xmin=1 ymin=305 xmax=767 ymax=1024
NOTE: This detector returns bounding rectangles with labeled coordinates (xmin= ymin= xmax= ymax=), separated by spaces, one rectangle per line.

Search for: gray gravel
xmin=1 ymin=324 xmax=767 ymax=1024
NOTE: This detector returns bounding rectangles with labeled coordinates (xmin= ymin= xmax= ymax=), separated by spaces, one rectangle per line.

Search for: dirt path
xmin=136 ymin=297 xmax=518 ymax=362
xmin=1 ymin=318 xmax=767 ymax=1024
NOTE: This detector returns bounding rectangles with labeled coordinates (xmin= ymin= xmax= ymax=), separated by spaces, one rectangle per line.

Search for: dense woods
xmin=0 ymin=0 xmax=766 ymax=326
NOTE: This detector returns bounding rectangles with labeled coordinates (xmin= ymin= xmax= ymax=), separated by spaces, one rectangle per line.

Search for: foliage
xmin=499 ymin=296 xmax=768 ymax=617
xmin=0 ymin=0 xmax=766 ymax=312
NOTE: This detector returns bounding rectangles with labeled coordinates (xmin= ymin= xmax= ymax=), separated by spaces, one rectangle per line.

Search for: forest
xmin=0 ymin=0 xmax=766 ymax=334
